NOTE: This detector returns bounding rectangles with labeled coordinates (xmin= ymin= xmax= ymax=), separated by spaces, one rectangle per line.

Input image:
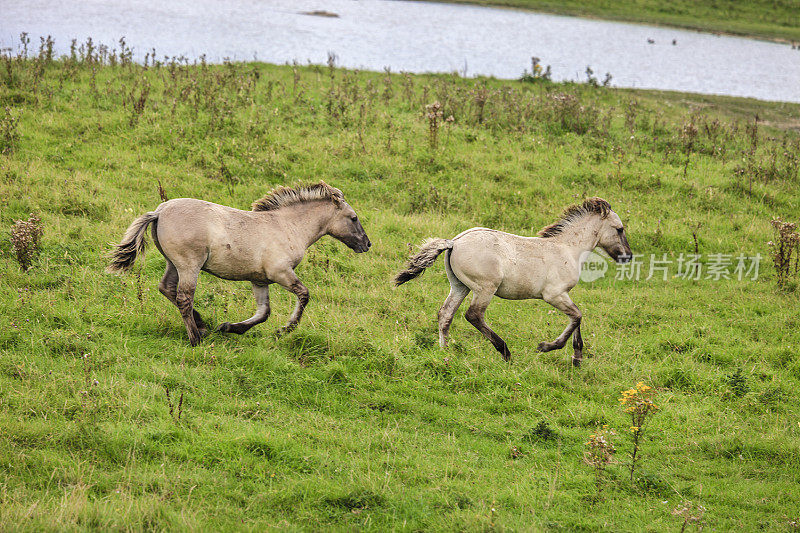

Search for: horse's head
xmin=326 ymin=196 xmax=371 ymax=253
xmin=597 ymin=209 xmax=632 ymax=263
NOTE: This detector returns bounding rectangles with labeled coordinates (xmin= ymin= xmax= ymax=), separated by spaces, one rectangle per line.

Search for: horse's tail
xmin=106 ymin=211 xmax=159 ymax=273
xmin=394 ymin=238 xmax=454 ymax=286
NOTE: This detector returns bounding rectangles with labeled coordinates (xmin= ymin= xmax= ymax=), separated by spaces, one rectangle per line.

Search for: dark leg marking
xmin=537 ymin=294 xmax=582 ymax=354
xmin=276 ymin=280 xmax=310 ymax=336
xmin=465 ymin=303 xmax=511 ymax=362
xmin=176 ymin=281 xmax=201 ymax=347
xmin=572 ymin=324 xmax=584 ymax=367
xmin=160 ymin=262 xmax=208 ymax=336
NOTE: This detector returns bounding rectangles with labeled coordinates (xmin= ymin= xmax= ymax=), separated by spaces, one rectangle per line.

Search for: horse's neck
xmin=279 ymin=201 xmax=335 ymax=249
xmin=550 ymin=216 xmax=601 ymax=258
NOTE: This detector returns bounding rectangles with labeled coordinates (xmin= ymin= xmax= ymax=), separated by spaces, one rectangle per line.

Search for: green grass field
xmin=426 ymin=0 xmax=800 ymax=43
xmin=1 ymin=41 xmax=800 ymax=531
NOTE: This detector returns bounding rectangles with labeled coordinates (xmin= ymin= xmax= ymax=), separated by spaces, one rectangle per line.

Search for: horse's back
xmin=154 ymin=199 xmax=244 ymax=266
xmin=449 ymin=227 xmax=558 ymax=300
xmin=155 ymin=199 xmax=230 ymax=242
xmin=452 ymin=227 xmax=539 ymax=256
xmin=449 ymin=228 xmax=513 ymax=291
xmin=157 ymin=198 xmax=238 ymax=217
xmin=153 ymin=198 xmax=286 ymax=282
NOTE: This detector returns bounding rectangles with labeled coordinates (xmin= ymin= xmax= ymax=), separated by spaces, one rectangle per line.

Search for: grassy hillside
xmin=1 ymin=41 xmax=800 ymax=531
xmin=427 ymin=0 xmax=800 ymax=43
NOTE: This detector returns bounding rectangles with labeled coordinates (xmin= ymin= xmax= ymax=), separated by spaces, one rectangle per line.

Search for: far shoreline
xmin=413 ymin=0 xmax=800 ymax=45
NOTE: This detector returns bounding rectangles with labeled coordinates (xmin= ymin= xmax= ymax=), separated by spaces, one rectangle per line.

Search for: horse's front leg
xmin=217 ymin=282 xmax=271 ymax=335
xmin=274 ymin=271 xmax=310 ymax=337
xmin=537 ymin=292 xmax=582 ymax=362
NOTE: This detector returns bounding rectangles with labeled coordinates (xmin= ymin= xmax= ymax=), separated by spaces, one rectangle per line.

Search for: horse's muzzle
xmin=354 ymin=237 xmax=371 ymax=253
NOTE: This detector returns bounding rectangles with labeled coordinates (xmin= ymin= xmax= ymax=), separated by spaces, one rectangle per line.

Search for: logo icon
xmin=579 ymin=251 xmax=608 ymax=282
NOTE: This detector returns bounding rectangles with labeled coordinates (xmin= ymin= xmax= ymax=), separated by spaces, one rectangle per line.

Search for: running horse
xmin=394 ymin=198 xmax=631 ymax=366
xmin=108 ymin=182 xmax=371 ymax=345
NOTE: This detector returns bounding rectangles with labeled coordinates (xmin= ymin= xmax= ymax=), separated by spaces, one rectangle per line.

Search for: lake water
xmin=2 ymin=0 xmax=799 ymax=103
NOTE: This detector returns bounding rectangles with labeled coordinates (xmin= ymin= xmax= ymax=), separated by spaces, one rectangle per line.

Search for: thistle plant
xmin=127 ymin=77 xmax=150 ymax=126
xmin=584 ymin=425 xmax=615 ymax=498
xmin=585 ymin=66 xmax=599 ymax=87
xmin=425 ymin=100 xmax=443 ymax=149
xmin=681 ymin=119 xmax=698 ymax=179
xmin=471 ymin=84 xmax=489 ymax=124
xmin=519 ymin=56 xmax=551 ymax=83
xmin=672 ymin=501 xmax=706 ymax=532
xmin=768 ymin=217 xmax=800 ymax=289
xmin=619 ymin=382 xmax=659 ymax=482
xmin=744 ymin=115 xmax=759 ymax=195
xmin=382 ymin=67 xmax=394 ymax=102
xmin=1 ymin=106 xmax=20 ymax=155
xmin=10 ymin=213 xmax=43 ymax=272
xmin=624 ymin=99 xmax=639 ymax=134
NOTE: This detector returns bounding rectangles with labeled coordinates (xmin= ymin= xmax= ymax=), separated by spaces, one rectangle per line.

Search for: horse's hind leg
xmin=159 ymin=260 xmax=207 ymax=335
xmin=572 ymin=325 xmax=584 ymax=367
xmin=464 ymin=291 xmax=511 ymax=362
xmin=438 ymin=283 xmax=470 ymax=348
xmin=438 ymin=251 xmax=470 ymax=347
xmin=174 ymin=266 xmax=202 ymax=347
xmin=273 ymin=270 xmax=309 ymax=336
xmin=538 ymin=291 xmax=582 ymax=362
xmin=217 ymin=282 xmax=271 ymax=335
xmin=158 ymin=261 xmax=179 ymax=303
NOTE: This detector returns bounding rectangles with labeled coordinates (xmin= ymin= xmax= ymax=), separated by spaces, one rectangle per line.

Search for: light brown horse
xmin=394 ymin=198 xmax=631 ymax=366
xmin=108 ymin=182 xmax=371 ymax=346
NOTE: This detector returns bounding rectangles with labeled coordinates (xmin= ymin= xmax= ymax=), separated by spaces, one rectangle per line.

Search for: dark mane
xmin=252 ymin=181 xmax=343 ymax=212
xmin=538 ymin=197 xmax=612 ymax=238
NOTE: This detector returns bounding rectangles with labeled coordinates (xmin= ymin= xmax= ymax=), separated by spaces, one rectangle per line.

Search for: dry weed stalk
xmin=425 ymin=101 xmax=443 ymax=149
xmin=768 ymin=217 xmax=800 ymax=289
xmin=584 ymin=425 xmax=615 ymax=497
xmin=165 ymin=385 xmax=184 ymax=423
xmin=1 ymin=106 xmax=20 ymax=155
xmin=681 ymin=118 xmax=698 ymax=179
xmin=11 ymin=213 xmax=43 ymax=271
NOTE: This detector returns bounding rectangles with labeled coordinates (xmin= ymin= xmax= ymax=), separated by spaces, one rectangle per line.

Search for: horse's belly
xmin=203 ymin=249 xmax=270 ymax=283
xmin=202 ymin=265 xmax=266 ymax=282
xmin=495 ymin=277 xmax=544 ymax=300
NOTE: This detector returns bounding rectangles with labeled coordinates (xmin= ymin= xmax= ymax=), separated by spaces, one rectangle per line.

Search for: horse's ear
xmin=332 ymin=195 xmax=343 ymax=208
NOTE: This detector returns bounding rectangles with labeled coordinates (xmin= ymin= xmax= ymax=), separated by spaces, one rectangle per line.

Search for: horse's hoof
xmin=572 ymin=358 xmax=582 ymax=368
xmin=216 ymin=322 xmax=231 ymax=333
xmin=275 ymin=325 xmax=297 ymax=338
xmin=537 ymin=342 xmax=550 ymax=352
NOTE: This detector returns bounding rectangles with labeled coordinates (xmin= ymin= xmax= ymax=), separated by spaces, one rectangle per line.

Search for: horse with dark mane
xmin=108 ymin=182 xmax=371 ymax=345
xmin=394 ymin=198 xmax=631 ymax=366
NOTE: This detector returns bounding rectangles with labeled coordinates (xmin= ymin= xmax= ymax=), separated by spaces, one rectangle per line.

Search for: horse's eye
xmin=616 ymin=228 xmax=624 ymax=234
xmin=351 ymin=216 xmax=358 ymax=222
